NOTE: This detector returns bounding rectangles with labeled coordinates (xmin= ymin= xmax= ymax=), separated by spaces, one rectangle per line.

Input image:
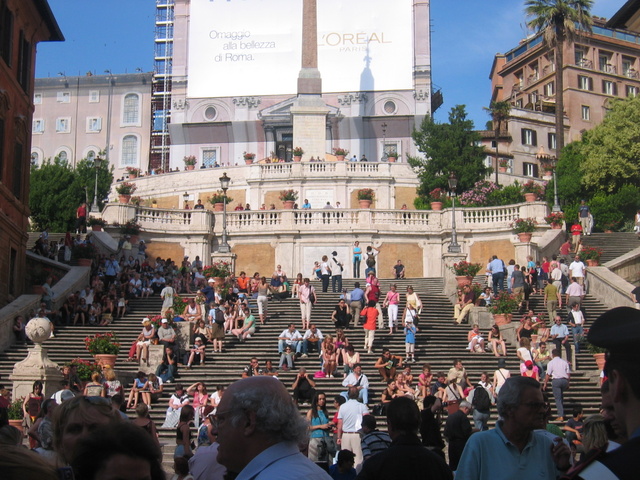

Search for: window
xmin=57 ymin=149 xmax=69 ymax=162
xmin=122 ymin=93 xmax=140 ymax=125
xmin=86 ymin=150 xmax=96 ymax=161
xmin=383 ymin=100 xmax=397 ymax=114
xmin=544 ymin=81 xmax=555 ymax=96
xmin=86 ymin=117 xmax=102 ymax=133
xmin=0 ymin=118 xmax=4 ymax=180
xmin=31 ymin=151 xmax=38 ymax=165
xmin=575 ymin=46 xmax=587 ymax=67
xmin=32 ymin=119 xmax=44 ymax=133
xmin=203 ymin=106 xmax=217 ymax=121
xmin=1 ymin=5 xmax=13 ymax=66
xmin=599 ymin=52 xmax=614 ymax=73
xmin=528 ymin=91 xmax=539 ymax=104
xmin=56 ymin=117 xmax=70 ymax=133
xmin=581 ymin=105 xmax=591 ymax=121
xmin=548 ymin=132 xmax=556 ymax=150
xmin=17 ymin=30 xmax=30 ymax=92
xmin=13 ymin=141 xmax=23 ymax=198
xmin=34 ymin=93 xmax=42 ymax=104
xmin=602 ymin=80 xmax=617 ymax=96
xmin=57 ymin=91 xmax=70 ymax=103
xmin=521 ymin=128 xmax=537 ymax=146
xmin=578 ymin=75 xmax=593 ymax=91
xmin=89 ymin=90 xmax=99 ymax=103
xmin=121 ymin=135 xmax=138 ymax=166
xmin=202 ymin=148 xmax=218 ymax=167
xmin=523 ymin=162 xmax=538 ymax=177
xmin=626 ymin=85 xmax=638 ymax=97
xmin=9 ymin=248 xmax=16 ymax=297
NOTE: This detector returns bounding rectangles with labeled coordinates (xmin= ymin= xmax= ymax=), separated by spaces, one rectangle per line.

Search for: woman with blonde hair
xmin=136 ymin=319 xmax=155 ymax=365
xmin=103 ymin=367 xmax=123 ymax=398
xmin=83 ymin=371 xmax=105 ymax=397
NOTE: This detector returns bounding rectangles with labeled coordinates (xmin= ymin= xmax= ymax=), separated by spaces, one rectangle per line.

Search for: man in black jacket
xmin=443 ymin=401 xmax=473 ymax=471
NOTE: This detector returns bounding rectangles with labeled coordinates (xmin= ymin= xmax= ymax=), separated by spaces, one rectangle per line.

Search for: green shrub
xmin=487 ymin=184 xmax=524 ymax=206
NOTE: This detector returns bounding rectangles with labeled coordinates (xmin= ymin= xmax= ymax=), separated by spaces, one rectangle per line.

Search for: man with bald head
xmin=216 ymin=376 xmax=331 ymax=479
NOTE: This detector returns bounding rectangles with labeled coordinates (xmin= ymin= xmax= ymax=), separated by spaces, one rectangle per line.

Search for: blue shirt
xmin=235 ymin=441 xmax=331 ymax=480
xmin=456 ymin=422 xmax=560 ymax=480
xmin=350 ymin=288 xmax=365 ymax=302
xmin=405 ymin=324 xmax=416 ymax=343
xmin=302 ymin=202 xmax=312 ymax=209
xmin=551 ymin=323 xmax=569 ymax=339
xmin=489 ymin=258 xmax=504 ymax=274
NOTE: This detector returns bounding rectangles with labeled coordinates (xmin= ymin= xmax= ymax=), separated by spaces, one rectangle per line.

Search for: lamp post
xmin=90 ymin=157 xmax=102 ymax=213
xmin=448 ymin=172 xmax=461 ymax=253
xmin=536 ymin=147 xmax=561 ymax=212
xmin=218 ymin=172 xmax=231 ymax=253
xmin=381 ymin=122 xmax=388 ymax=161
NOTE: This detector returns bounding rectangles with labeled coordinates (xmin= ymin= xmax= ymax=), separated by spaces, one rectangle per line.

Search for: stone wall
xmin=233 ymin=243 xmax=275 ymax=276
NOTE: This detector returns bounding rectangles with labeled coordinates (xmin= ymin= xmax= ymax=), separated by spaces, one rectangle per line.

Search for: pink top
xmin=384 ymin=291 xmax=400 ymax=305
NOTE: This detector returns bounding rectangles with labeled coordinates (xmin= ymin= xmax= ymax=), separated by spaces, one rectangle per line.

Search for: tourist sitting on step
xmin=126 ymin=371 xmax=148 ymax=409
xmin=374 ymin=349 xmax=403 ymax=382
xmin=342 ymin=344 xmax=361 ymax=378
xmin=279 ymin=345 xmax=296 ymax=371
xmin=184 ymin=337 xmax=206 ymax=369
xmin=302 ymin=324 xmax=324 ymax=357
xmin=292 ymin=367 xmax=317 ymax=406
xmin=231 ymin=305 xmax=256 ymax=342
xmin=340 ymin=364 xmax=369 ymax=405
xmin=184 ymin=298 xmax=202 ymax=323
xmin=136 ymin=319 xmax=156 ymax=366
xmin=488 ymin=324 xmax=507 ymax=357
xmin=466 ymin=324 xmax=485 ymax=353
xmin=454 ymin=284 xmax=475 ymax=325
xmin=322 ymin=343 xmax=338 ymax=378
xmin=278 ymin=323 xmax=303 ymax=355
xmin=156 ymin=346 xmax=178 ymax=383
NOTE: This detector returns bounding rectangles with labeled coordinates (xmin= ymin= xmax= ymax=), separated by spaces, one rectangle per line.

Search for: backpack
xmin=366 ymin=253 xmax=376 ymax=267
xmin=472 ymin=385 xmax=491 ymax=412
xmin=561 ymin=274 xmax=569 ymax=288
xmin=368 ymin=284 xmax=380 ymax=302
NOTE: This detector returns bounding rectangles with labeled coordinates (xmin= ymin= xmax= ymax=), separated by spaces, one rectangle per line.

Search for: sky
xmin=36 ymin=0 xmax=623 ymax=128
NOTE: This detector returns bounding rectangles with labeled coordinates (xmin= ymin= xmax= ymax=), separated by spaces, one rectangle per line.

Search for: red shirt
xmin=571 ymin=224 xmax=583 ymax=236
xmin=361 ymin=307 xmax=378 ymax=331
xmin=77 ymin=205 xmax=87 ymax=218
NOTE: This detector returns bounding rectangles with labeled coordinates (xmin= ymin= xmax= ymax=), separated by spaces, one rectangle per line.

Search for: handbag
xmin=309 ymin=291 xmax=316 ymax=304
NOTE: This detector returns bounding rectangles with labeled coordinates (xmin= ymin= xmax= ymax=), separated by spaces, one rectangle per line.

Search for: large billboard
xmin=187 ymin=0 xmax=413 ymax=98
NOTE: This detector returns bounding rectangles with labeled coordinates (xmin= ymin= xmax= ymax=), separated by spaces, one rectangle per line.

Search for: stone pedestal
xmin=469 ymin=306 xmax=493 ymax=330
xmin=210 ymin=253 xmax=237 ymax=275
xmin=147 ymin=344 xmax=164 ymax=373
xmin=442 ymin=253 xmax=468 ymax=301
xmin=292 ymin=99 xmax=329 ymax=161
xmin=11 ymin=317 xmax=63 ymax=400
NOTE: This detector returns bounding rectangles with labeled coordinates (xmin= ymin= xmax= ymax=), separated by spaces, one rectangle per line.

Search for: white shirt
xmin=569 ymin=261 xmax=585 ymax=278
xmin=303 ymin=328 xmax=324 ymax=341
xmin=342 ymin=372 xmax=369 ymax=390
xmin=279 ymin=329 xmax=302 ymax=343
xmin=546 ymin=356 xmax=570 ymax=380
xmin=338 ymin=399 xmax=369 ymax=432
xmin=569 ymin=310 xmax=585 ymax=325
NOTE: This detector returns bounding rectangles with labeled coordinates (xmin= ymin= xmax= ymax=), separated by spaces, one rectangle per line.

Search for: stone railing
xmin=245 ymin=160 xmax=399 ymax=181
xmin=102 ymin=204 xmax=214 ymax=234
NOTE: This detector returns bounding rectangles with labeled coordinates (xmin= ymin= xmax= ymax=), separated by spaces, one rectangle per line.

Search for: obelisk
xmin=291 ymin=0 xmax=328 ymax=161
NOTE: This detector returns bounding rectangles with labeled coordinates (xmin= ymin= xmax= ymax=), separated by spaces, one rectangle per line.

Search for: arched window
xmin=123 ymin=93 xmax=140 ymax=125
xmin=58 ymin=150 xmax=68 ymax=162
xmin=121 ymin=135 xmax=138 ymax=166
xmin=31 ymin=151 xmax=39 ymax=165
xmin=86 ymin=150 xmax=96 ymax=161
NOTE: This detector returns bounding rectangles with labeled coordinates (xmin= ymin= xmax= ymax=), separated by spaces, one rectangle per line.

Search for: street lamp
xmin=218 ymin=172 xmax=231 ymax=253
xmin=536 ymin=147 xmax=561 ymax=212
xmin=381 ymin=122 xmax=388 ymax=161
xmin=448 ymin=172 xmax=461 ymax=253
xmin=183 ymin=191 xmax=189 ymax=209
xmin=90 ymin=157 xmax=103 ymax=213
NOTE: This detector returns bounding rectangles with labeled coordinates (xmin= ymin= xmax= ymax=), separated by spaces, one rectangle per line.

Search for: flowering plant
xmin=522 ymin=180 xmax=545 ymax=196
xmin=387 ymin=149 xmax=400 ymax=158
xmin=488 ymin=291 xmax=520 ymax=315
xmin=116 ymin=182 xmax=137 ymax=195
xmin=333 ymin=147 xmax=349 ymax=156
xmin=84 ymin=332 xmax=121 ymax=355
xmin=7 ymin=398 xmax=24 ymax=420
xmin=87 ymin=216 xmax=106 ymax=227
xmin=146 ymin=314 xmax=175 ymax=331
xmin=292 ymin=147 xmax=304 ymax=156
xmin=544 ymin=212 xmax=564 ymax=226
xmin=119 ymin=221 xmax=141 ymax=235
xmin=243 ymin=152 xmax=256 ymax=160
xmin=511 ymin=217 xmax=537 ymax=233
xmin=429 ymin=187 xmax=444 ymax=201
xmin=279 ymin=189 xmax=299 ymax=202
xmin=580 ymin=246 xmax=603 ymax=261
xmin=499 ymin=158 xmax=510 ymax=168
xmin=72 ymin=242 xmax=98 ymax=260
xmin=125 ymin=167 xmax=141 ymax=177
xmin=173 ymin=294 xmax=188 ymax=315
xmin=449 ymin=261 xmax=482 ymax=277
xmin=130 ymin=196 xmax=142 ymax=206
xmin=183 ymin=155 xmax=197 ymax=166
xmin=204 ymin=261 xmax=233 ymax=278
xmin=209 ymin=191 xmax=234 ymax=204
xmin=357 ymin=188 xmax=375 ymax=201
xmin=459 ymin=180 xmax=499 ymax=206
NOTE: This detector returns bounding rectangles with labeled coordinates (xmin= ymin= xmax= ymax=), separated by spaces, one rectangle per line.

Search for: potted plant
xmin=544 ymin=212 xmax=564 ymax=229
xmin=292 ymin=147 xmax=304 ymax=161
xmin=357 ymin=188 xmax=375 ymax=208
xmin=521 ymin=180 xmax=545 ymax=202
xmin=488 ymin=291 xmax=519 ymax=325
xmin=203 ymin=261 xmax=233 ymax=285
xmin=498 ymin=158 xmax=509 ymax=173
xmin=511 ymin=217 xmax=537 ymax=242
xmin=429 ymin=187 xmax=445 ymax=211
xmin=72 ymin=243 xmax=97 ymax=266
xmin=580 ymin=246 xmax=603 ymax=266
xmin=333 ymin=147 xmax=349 ymax=161
xmin=183 ymin=155 xmax=197 ymax=170
xmin=126 ymin=167 xmax=141 ymax=179
xmin=7 ymin=398 xmax=24 ymax=431
xmin=387 ymin=149 xmax=399 ymax=162
xmin=68 ymin=358 xmax=102 ymax=382
xmin=87 ymin=216 xmax=106 ymax=231
xmin=243 ymin=152 xmax=256 ymax=165
xmin=84 ymin=332 xmax=121 ymax=368
xmin=115 ymin=182 xmax=137 ymax=203
xmin=130 ymin=196 xmax=142 ymax=206
xmin=208 ymin=191 xmax=234 ymax=211
xmin=279 ymin=189 xmax=299 ymax=209
xmin=586 ymin=339 xmax=607 ymax=370
xmin=449 ymin=261 xmax=482 ymax=286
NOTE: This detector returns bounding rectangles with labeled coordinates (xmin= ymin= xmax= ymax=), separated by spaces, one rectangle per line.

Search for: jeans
xmin=492 ymin=272 xmax=505 ymax=295
xmin=472 ymin=409 xmax=490 ymax=431
xmin=340 ymin=388 xmax=368 ymax=405
xmin=321 ymin=274 xmax=330 ymax=292
xmin=571 ymin=325 xmax=584 ymax=353
xmin=353 ymin=259 xmax=361 ymax=278
xmin=551 ymin=378 xmax=569 ymax=418
xmin=303 ymin=339 xmax=319 ymax=355
xmin=332 ymin=275 xmax=342 ymax=293
xmin=156 ymin=363 xmax=176 ymax=383
xmin=278 ymin=340 xmax=302 ymax=354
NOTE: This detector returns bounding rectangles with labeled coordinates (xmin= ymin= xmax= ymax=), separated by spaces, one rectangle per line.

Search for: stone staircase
xmin=0 ymin=277 xmax=608 ymax=467
xmin=581 ymin=232 xmax=640 ymax=264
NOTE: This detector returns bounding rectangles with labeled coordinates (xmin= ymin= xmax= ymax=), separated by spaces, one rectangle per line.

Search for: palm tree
xmin=486 ymin=101 xmax=511 ymax=185
xmin=525 ymin=0 xmax=593 ymax=155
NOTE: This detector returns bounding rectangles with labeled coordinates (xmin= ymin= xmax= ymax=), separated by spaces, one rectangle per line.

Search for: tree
xmin=525 ymin=0 xmax=593 ymax=155
xmin=485 ymin=101 xmax=511 ymax=185
xmin=409 ymin=105 xmax=489 ymax=200
xmin=29 ymin=157 xmax=113 ymax=232
xmin=580 ymin=96 xmax=640 ymax=194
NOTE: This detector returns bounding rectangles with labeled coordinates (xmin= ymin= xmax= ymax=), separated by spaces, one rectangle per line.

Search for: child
xmin=404 ymin=315 xmax=417 ymax=363
xmin=117 ymin=292 xmax=127 ymax=318
xmin=418 ymin=364 xmax=433 ymax=399
xmin=279 ymin=345 xmax=295 ymax=371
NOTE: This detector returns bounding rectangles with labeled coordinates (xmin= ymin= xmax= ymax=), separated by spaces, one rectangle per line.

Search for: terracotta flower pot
xmin=8 ymin=419 xmax=23 ymax=434
xmin=455 ymin=276 xmax=473 ymax=287
xmin=493 ymin=313 xmax=513 ymax=326
xmin=186 ymin=165 xmax=195 ymax=171
xmin=517 ymin=232 xmax=533 ymax=243
xmin=77 ymin=258 xmax=93 ymax=267
xmin=283 ymin=200 xmax=295 ymax=209
xmin=499 ymin=167 xmax=507 ymax=173
xmin=551 ymin=224 xmax=562 ymax=229
xmin=387 ymin=156 xmax=397 ymax=163
xmin=586 ymin=259 xmax=599 ymax=267
xmin=31 ymin=285 xmax=45 ymax=295
xmin=92 ymin=225 xmax=103 ymax=232
xmin=293 ymin=155 xmax=302 ymax=162
xmin=119 ymin=194 xmax=131 ymax=204
xmin=359 ymin=199 xmax=372 ymax=208
xmin=524 ymin=193 xmax=537 ymax=202
xmin=214 ymin=203 xmax=224 ymax=212
xmin=128 ymin=174 xmax=137 ymax=180
xmin=336 ymin=155 xmax=345 ymax=162
xmin=430 ymin=201 xmax=443 ymax=211
xmin=245 ymin=159 xmax=254 ymax=165
xmin=213 ymin=277 xmax=225 ymax=288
